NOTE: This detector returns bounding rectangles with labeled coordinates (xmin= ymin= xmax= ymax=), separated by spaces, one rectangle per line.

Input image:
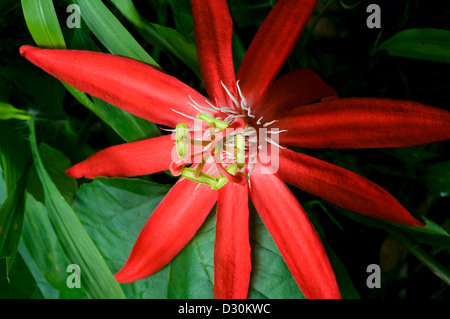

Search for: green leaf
xmin=28 ymin=118 xmax=126 ymax=299
xmin=21 ymin=0 xmax=66 ymax=48
xmin=376 ymin=29 xmax=450 ymax=63
xmin=73 ymin=177 xmax=304 ymax=299
xmin=92 ymin=97 xmax=161 ymax=142
xmin=167 ymin=0 xmax=195 ymax=41
xmin=0 ymin=120 xmax=31 ymax=269
xmin=27 ymin=143 xmax=78 ymax=205
xmin=21 ymin=194 xmax=71 ymax=291
xmin=18 ymin=241 xmax=62 ymax=299
xmin=248 ymin=210 xmax=305 ymax=299
xmin=110 ymin=0 xmax=201 ymax=77
xmin=68 ymin=23 xmax=161 ymax=142
xmin=21 ymin=0 xmax=160 ymax=142
xmin=0 ymin=254 xmax=44 ymax=299
xmin=0 ymin=167 xmax=6 ymax=205
xmin=0 ymin=102 xmax=31 ymax=120
xmin=73 ymin=177 xmax=173 ymax=298
xmin=74 ymin=0 xmax=158 ymax=67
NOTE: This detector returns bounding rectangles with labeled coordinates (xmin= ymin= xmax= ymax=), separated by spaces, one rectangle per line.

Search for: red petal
xmin=277 ymin=98 xmax=450 ymax=148
xmin=214 ymin=182 xmax=251 ymax=299
xmin=66 ymin=134 xmax=175 ymax=179
xmin=237 ymin=0 xmax=317 ymax=105
xmin=249 ymin=162 xmax=341 ymax=299
xmin=191 ymin=0 xmax=237 ymax=108
xmin=20 ymin=45 xmax=204 ymax=128
xmin=254 ymin=68 xmax=338 ymax=120
xmin=277 ymin=149 xmax=423 ymax=226
xmin=115 ymin=178 xmax=218 ymax=283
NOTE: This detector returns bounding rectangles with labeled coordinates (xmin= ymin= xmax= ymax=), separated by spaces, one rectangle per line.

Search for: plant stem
xmin=386 ymin=225 xmax=450 ymax=286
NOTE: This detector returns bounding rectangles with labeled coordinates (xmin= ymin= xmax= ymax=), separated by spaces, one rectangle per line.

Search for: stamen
xmin=205 ymin=99 xmax=238 ymax=114
xmin=263 ymin=120 xmax=278 ymax=127
xmin=236 ymin=80 xmax=248 ymax=108
xmin=267 ymin=129 xmax=288 ymax=134
xmin=266 ymin=137 xmax=286 ymax=149
xmin=257 ymin=117 xmax=264 ymax=125
xmin=213 ymin=164 xmax=239 ymax=189
xmin=236 ymin=81 xmax=255 ymax=118
xmin=181 ymin=167 xmax=218 ymax=187
xmin=171 ymin=109 xmax=199 ymax=121
xmin=194 ymin=161 xmax=206 ymax=178
xmin=221 ymin=81 xmax=240 ymax=108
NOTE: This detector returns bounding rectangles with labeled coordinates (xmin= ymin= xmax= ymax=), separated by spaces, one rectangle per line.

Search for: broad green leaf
xmin=27 ymin=143 xmax=78 ymax=205
xmin=0 ymin=120 xmax=31 ymax=269
xmin=376 ymin=29 xmax=450 ymax=63
xmin=18 ymin=241 xmax=61 ymax=299
xmin=28 ymin=118 xmax=126 ymax=299
xmin=110 ymin=0 xmax=201 ymax=77
xmin=167 ymin=211 xmax=215 ymax=299
xmin=21 ymin=0 xmax=66 ymax=48
xmin=73 ymin=177 xmax=304 ymax=299
xmin=0 ymin=254 xmax=44 ymax=299
xmin=74 ymin=0 xmax=158 ymax=67
xmin=248 ymin=210 xmax=305 ymax=299
xmin=72 ymin=177 xmax=172 ymax=298
xmin=0 ymin=102 xmax=31 ymax=120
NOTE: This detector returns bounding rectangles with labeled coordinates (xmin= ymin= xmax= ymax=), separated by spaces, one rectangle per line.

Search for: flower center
xmin=169 ymin=81 xmax=285 ymax=189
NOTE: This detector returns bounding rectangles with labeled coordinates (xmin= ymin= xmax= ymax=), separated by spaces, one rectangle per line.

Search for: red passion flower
xmin=20 ymin=0 xmax=450 ymax=299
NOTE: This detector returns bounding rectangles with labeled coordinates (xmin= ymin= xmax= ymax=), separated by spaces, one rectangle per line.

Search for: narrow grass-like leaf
xmin=28 ymin=118 xmax=126 ymax=299
xmin=333 ymin=205 xmax=450 ymax=285
xmin=21 ymin=0 xmax=160 ymax=141
xmin=74 ymin=0 xmax=158 ymax=67
xmin=21 ymin=0 xmax=66 ymax=48
xmin=69 ymin=20 xmax=161 ymax=141
xmin=20 ymin=194 xmax=88 ymax=298
xmin=376 ymin=29 xmax=450 ymax=63
xmin=27 ymin=143 xmax=78 ymax=205
xmin=0 ymin=102 xmax=31 ymax=120
xmin=110 ymin=0 xmax=201 ymax=77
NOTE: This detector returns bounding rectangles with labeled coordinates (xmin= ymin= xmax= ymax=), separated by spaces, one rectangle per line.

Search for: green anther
xmin=176 ymin=123 xmax=188 ymax=159
xmin=212 ymin=164 xmax=239 ymax=190
xmin=235 ymin=134 xmax=245 ymax=169
xmin=181 ymin=167 xmax=218 ymax=187
xmin=197 ymin=113 xmax=229 ymax=130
